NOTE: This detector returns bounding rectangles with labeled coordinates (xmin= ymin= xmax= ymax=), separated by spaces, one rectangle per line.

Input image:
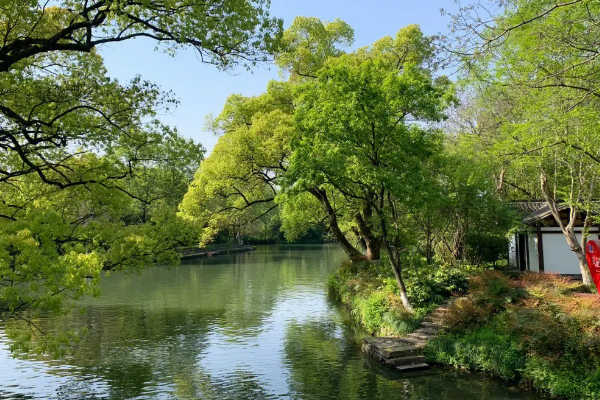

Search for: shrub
xmin=352 ymin=292 xmax=388 ymax=334
xmin=429 ymin=270 xmax=600 ymax=400
xmin=524 ymin=356 xmax=600 ymax=400
xmin=498 ymin=305 xmax=581 ymax=358
xmin=327 ymin=259 xmax=470 ymax=335
xmin=425 ymin=326 xmax=526 ymax=380
xmin=400 ymin=257 xmax=474 ymax=307
xmin=443 ymin=297 xmax=493 ymax=334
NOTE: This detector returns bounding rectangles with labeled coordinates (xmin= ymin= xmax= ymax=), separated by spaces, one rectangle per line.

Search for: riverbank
xmin=328 ymin=263 xmax=600 ymax=400
xmin=425 ymin=271 xmax=600 ymax=400
xmin=326 ymin=260 xmax=475 ymax=336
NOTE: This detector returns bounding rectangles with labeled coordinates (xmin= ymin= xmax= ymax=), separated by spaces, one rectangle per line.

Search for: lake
xmin=0 ymin=244 xmax=545 ymax=399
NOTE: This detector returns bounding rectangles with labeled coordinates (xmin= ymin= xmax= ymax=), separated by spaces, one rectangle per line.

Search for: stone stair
xmin=362 ymin=297 xmax=459 ymax=373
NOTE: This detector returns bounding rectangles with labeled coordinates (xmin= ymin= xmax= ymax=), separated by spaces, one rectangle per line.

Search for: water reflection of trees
xmin=1 ymin=246 xmax=345 ymax=399
xmin=3 ymin=306 xmax=273 ymax=399
xmin=283 ymin=321 xmax=541 ymax=400
xmin=1 ymin=246 xmax=536 ymax=400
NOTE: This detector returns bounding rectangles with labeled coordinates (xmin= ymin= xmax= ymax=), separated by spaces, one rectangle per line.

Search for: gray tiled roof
xmin=522 ymin=203 xmax=568 ymax=224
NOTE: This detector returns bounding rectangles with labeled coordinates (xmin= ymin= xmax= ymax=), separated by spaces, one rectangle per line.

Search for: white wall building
xmin=508 ymin=202 xmax=599 ymax=276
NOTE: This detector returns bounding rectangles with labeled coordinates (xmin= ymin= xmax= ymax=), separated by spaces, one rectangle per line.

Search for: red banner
xmin=585 ymin=240 xmax=600 ymax=295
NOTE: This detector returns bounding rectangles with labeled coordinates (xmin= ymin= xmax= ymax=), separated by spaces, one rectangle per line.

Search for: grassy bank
xmin=424 ymin=271 xmax=600 ymax=400
xmin=328 ymin=261 xmax=600 ymax=399
xmin=326 ymin=259 xmax=479 ymax=336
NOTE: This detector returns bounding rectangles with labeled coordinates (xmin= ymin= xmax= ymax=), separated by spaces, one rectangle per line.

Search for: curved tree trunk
xmin=356 ymin=206 xmax=381 ymax=260
xmin=541 ymin=172 xmax=594 ymax=286
xmin=310 ymin=188 xmax=364 ymax=262
xmin=376 ymin=209 xmax=413 ymax=312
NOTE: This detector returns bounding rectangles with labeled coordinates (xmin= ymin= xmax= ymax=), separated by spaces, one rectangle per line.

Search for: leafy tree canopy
xmin=0 ymin=0 xmax=282 ymax=350
xmin=445 ymin=0 xmax=600 ymax=284
xmin=181 ymin=19 xmax=457 ymax=310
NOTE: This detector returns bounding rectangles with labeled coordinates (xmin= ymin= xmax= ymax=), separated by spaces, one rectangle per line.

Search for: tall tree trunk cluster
xmin=309 ymin=188 xmax=381 ymax=262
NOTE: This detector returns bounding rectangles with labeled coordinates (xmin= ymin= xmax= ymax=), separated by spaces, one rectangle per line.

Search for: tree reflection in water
xmin=1 ymin=245 xmax=544 ymax=400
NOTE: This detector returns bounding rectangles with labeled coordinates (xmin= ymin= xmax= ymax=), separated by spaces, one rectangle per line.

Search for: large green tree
xmin=0 ymin=0 xmax=282 ymax=345
xmin=180 ymin=18 xmax=369 ymax=259
xmin=288 ymin=25 xmax=454 ymax=309
xmin=179 ymin=81 xmax=293 ymax=245
xmin=446 ymin=0 xmax=600 ymax=284
xmin=181 ymin=20 xmax=454 ymax=310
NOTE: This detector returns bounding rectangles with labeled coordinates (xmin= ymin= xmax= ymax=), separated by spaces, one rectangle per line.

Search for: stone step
xmin=361 ymin=297 xmax=465 ymax=375
xmin=406 ymin=332 xmax=436 ymax=341
xmin=424 ymin=314 xmax=447 ymax=322
xmin=420 ymin=321 xmax=442 ymax=329
xmin=429 ymin=310 xmax=449 ymax=317
xmin=427 ymin=315 xmax=448 ymax=322
xmin=379 ymin=345 xmax=422 ymax=359
xmin=395 ymin=363 xmax=430 ymax=373
xmin=394 ymin=337 xmax=425 ymax=347
xmin=422 ymin=317 xmax=444 ymax=323
xmin=387 ymin=355 xmax=427 ymax=366
xmin=414 ymin=327 xmax=440 ymax=335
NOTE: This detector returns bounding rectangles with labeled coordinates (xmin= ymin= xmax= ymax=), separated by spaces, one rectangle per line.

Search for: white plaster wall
xmin=527 ymin=235 xmax=539 ymax=272
xmin=543 ymin=233 xmax=584 ymax=275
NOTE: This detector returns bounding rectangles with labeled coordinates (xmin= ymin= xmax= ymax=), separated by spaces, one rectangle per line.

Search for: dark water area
xmin=0 ymin=245 xmax=546 ymax=399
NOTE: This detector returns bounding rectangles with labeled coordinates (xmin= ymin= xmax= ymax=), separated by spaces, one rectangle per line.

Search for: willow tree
xmin=0 ymin=0 xmax=282 ymax=350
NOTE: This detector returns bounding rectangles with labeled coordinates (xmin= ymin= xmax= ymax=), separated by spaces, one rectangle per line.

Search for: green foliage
xmin=181 ymin=17 xmax=514 ymax=316
xmin=407 ymin=138 xmax=518 ymax=265
xmin=278 ymin=192 xmax=326 ymax=242
xmin=179 ymin=82 xmax=294 ymax=245
xmin=524 ymin=357 xmax=600 ymax=400
xmin=0 ymin=138 xmax=201 ymax=320
xmin=425 ymin=328 xmax=526 ymax=380
xmin=181 ymin=20 xmax=477 ymax=291
xmin=426 ymin=271 xmax=600 ymax=400
xmin=352 ymin=291 xmax=388 ymax=334
xmin=276 ymin=16 xmax=354 ymax=80
xmin=327 ymin=261 xmax=417 ymax=335
xmin=327 ymin=260 xmax=478 ymax=335
xmin=0 ymin=0 xmax=282 ymax=353
xmin=447 ymin=0 xmax=600 ymax=282
xmin=402 ymin=261 xmax=472 ymax=307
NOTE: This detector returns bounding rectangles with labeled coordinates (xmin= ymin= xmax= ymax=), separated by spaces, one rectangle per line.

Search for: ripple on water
xmin=1 ymin=245 xmax=546 ymax=400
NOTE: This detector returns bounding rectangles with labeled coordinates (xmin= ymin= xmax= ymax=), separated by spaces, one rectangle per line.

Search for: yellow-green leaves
xmin=0 ymin=0 xmax=283 ymax=355
xmin=180 ymin=83 xmax=293 ymax=244
xmin=276 ymin=16 xmax=354 ymax=80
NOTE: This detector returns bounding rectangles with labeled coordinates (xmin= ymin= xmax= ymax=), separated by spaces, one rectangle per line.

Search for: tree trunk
xmin=388 ymin=250 xmax=412 ymax=311
xmin=310 ymin=188 xmax=364 ymax=262
xmin=351 ymin=227 xmax=367 ymax=251
xmin=356 ymin=206 xmax=381 ymax=260
xmin=365 ymin=240 xmax=381 ymax=261
xmin=426 ymin=230 xmax=434 ymax=265
xmin=540 ymin=172 xmax=594 ymax=286
xmin=451 ymin=225 xmax=465 ymax=262
xmin=377 ymin=210 xmax=413 ymax=312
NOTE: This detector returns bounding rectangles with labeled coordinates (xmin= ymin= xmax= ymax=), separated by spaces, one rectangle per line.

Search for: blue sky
xmin=99 ymin=1 xmax=459 ymax=152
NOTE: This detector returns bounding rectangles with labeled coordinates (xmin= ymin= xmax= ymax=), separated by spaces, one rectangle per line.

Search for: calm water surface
xmin=0 ymin=245 xmax=545 ymax=399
